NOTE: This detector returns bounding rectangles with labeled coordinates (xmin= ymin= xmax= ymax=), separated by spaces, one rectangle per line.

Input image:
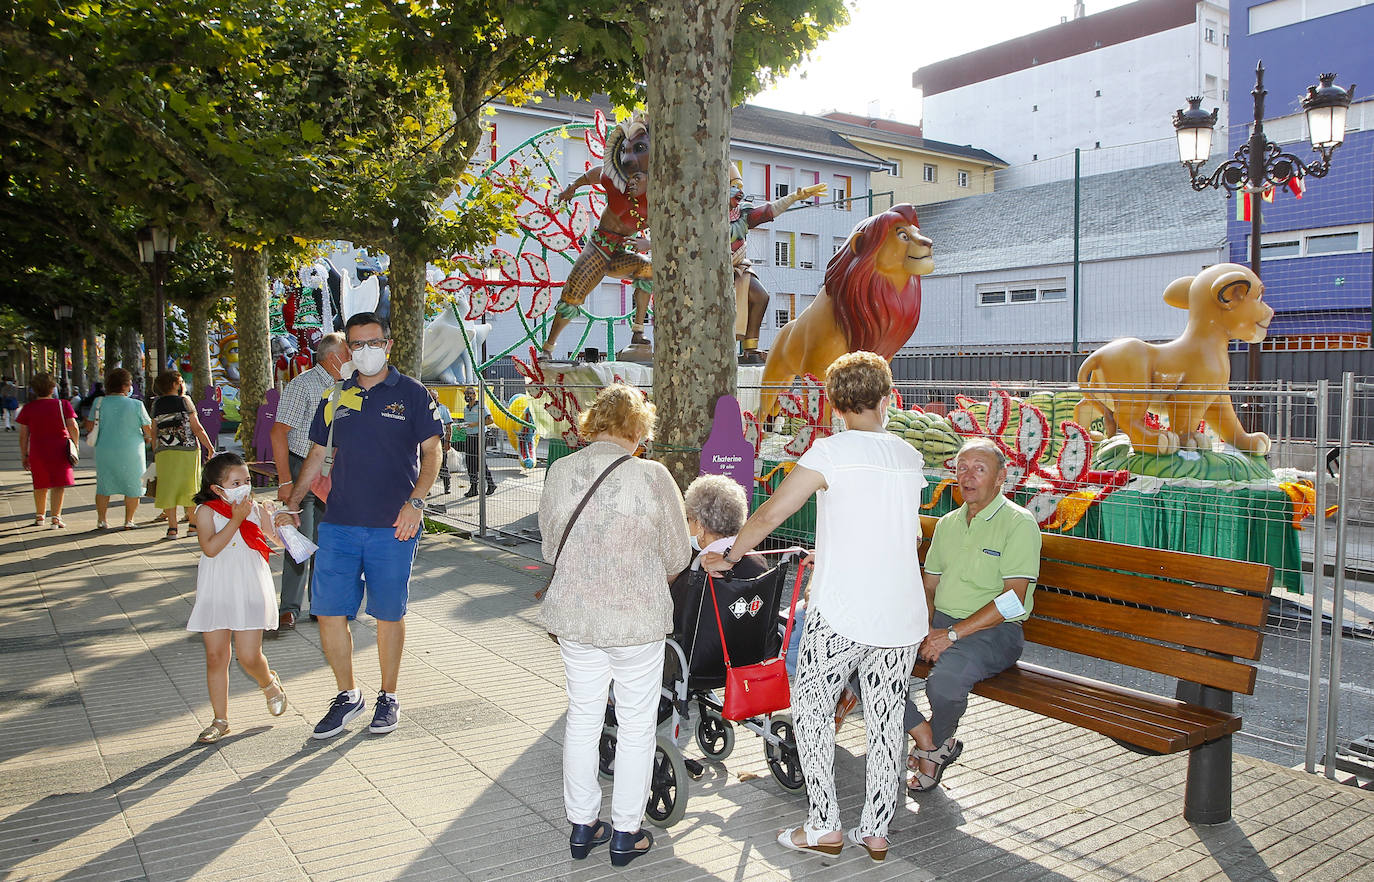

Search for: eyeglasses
xmin=347 ymin=338 xmax=388 ymax=351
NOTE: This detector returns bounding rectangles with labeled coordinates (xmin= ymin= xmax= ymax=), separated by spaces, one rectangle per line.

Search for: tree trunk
xmin=644 ymin=0 xmax=740 ymax=489
xmin=230 ymin=247 xmax=272 ymax=449
xmin=70 ymin=322 xmax=87 ymax=391
xmin=186 ymin=298 xmax=214 ymax=402
xmin=139 ymin=291 xmax=158 ymax=385
xmin=84 ymin=325 xmax=101 ymax=386
xmin=386 ymin=246 xmax=427 ymax=378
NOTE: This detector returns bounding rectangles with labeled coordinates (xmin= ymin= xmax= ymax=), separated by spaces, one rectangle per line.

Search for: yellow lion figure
xmin=757 ymin=203 xmax=934 ymax=419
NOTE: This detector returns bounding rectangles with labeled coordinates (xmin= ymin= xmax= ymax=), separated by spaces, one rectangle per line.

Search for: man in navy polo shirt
xmin=277 ymin=312 xmax=442 ymax=738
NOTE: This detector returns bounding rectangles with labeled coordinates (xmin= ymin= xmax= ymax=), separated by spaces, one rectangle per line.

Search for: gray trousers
xmin=906 ymin=610 xmax=1024 ymax=744
xmin=278 ymin=452 xmax=325 ymax=614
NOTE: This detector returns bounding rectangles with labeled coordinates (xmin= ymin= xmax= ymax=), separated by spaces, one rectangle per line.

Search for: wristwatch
xmin=947 ymin=628 xmax=960 ymax=643
xmin=407 ymin=497 xmax=424 ymax=511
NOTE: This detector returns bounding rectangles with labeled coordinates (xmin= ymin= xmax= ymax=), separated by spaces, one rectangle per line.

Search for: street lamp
xmin=1173 ymin=61 xmax=1354 ymax=384
xmin=136 ymin=226 xmax=178 ymax=382
xmin=52 ymin=304 xmax=73 ymax=391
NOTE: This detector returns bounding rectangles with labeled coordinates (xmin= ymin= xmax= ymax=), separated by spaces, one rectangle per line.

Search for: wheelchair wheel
xmin=598 ymin=730 xmax=616 ymax=781
xmin=645 ymin=735 xmax=689 ymax=828
xmin=764 ymin=714 xmax=806 ymax=791
xmin=695 ymin=713 xmax=736 ymax=760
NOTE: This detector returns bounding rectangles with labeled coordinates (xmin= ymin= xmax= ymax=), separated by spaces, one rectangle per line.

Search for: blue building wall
xmin=1227 ymin=0 xmax=1374 ymax=338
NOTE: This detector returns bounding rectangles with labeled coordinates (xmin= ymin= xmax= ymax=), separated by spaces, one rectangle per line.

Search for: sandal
xmin=197 ymin=719 xmax=230 ymax=744
xmin=34 ymin=515 xmax=45 ymax=526
xmin=609 ymin=828 xmax=653 ymax=867
xmin=262 ymin=671 xmax=288 ymax=716
xmin=165 ymin=526 xmax=178 ymax=539
xmin=846 ymin=827 xmax=888 ymax=862
xmin=95 ymin=521 xmax=110 ymax=531
xmin=569 ymin=819 xmax=612 ymax=860
xmin=834 ymin=687 xmax=859 ymax=732
xmin=907 ymin=737 xmax=963 ymax=793
xmin=776 ymin=826 xmax=843 ymax=857
xmin=51 ymin=515 xmax=66 ymax=529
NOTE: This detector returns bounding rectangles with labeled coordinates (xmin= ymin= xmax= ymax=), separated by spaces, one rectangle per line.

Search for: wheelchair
xmin=597 ymin=552 xmax=807 ymax=828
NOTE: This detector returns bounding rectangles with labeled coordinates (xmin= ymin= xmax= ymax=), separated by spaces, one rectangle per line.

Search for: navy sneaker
xmin=369 ymin=691 xmax=400 ymax=734
xmin=312 ymin=690 xmax=366 ymax=740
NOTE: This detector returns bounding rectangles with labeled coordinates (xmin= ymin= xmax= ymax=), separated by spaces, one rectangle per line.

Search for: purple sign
xmin=699 ymin=394 xmax=754 ymax=501
xmin=196 ymin=395 xmax=224 ymax=446
xmin=253 ymin=387 xmax=280 ymax=463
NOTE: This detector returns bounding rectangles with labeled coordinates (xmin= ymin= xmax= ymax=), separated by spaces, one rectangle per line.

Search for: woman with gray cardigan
xmin=539 ymin=384 xmax=690 ymax=867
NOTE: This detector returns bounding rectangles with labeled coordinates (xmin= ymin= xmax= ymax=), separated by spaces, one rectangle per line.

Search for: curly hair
xmin=684 ymin=474 xmax=748 ymax=537
xmin=153 ymin=370 xmax=183 ymax=397
xmin=29 ymin=372 xmax=56 ymax=397
xmin=824 ymin=351 xmax=892 ymax=415
xmin=578 ymin=384 xmax=655 ymax=443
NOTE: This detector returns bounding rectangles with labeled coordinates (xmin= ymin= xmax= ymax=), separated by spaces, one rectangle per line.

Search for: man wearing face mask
xmin=269 ymin=332 xmax=349 ymax=633
xmin=277 ymin=312 xmax=443 ymax=739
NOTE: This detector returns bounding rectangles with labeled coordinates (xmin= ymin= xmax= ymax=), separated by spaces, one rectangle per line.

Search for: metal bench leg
xmin=1177 ymin=681 xmax=1233 ymax=825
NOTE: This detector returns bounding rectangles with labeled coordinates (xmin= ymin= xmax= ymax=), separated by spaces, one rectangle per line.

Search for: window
xmin=923 ymin=164 xmax=937 ymax=183
xmin=1250 ymin=0 xmax=1367 ymax=34
xmin=774 ymin=309 xmax=791 ymax=328
xmin=773 ymin=164 xmax=793 ymax=200
xmin=797 ymin=234 xmax=819 ymax=270
xmin=1204 ymin=27 xmax=1217 ymax=43
xmin=832 ymin=175 xmax=852 ymax=210
xmin=887 ymin=158 xmax=903 ymax=177
xmin=746 ymin=163 xmax=767 ymax=201
xmin=1255 ymin=224 xmax=1371 ymax=260
xmin=957 ymin=170 xmax=970 ymax=188
xmin=1222 ymin=32 xmax=1229 ymax=47
xmin=774 ymin=239 xmax=792 ymax=267
xmin=832 ymin=236 xmax=848 ymax=255
xmin=747 ymin=230 xmax=768 ymax=264
xmin=799 ymin=170 xmax=822 ymax=202
xmin=1032 ymin=104 xmax=1038 ymax=112
xmin=977 ymin=279 xmax=1069 ymax=307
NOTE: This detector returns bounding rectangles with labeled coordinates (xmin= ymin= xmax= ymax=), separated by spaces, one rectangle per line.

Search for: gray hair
xmin=684 ymin=474 xmax=749 ymax=537
xmin=316 ymin=332 xmax=348 ymax=361
xmin=956 ymin=436 xmax=1007 ymax=469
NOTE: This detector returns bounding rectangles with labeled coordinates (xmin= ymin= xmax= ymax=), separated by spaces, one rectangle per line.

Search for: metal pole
xmin=1071 ymin=147 xmax=1081 ymax=379
xmin=154 ymin=251 xmax=168 ymax=375
xmin=1323 ymin=371 xmax=1354 ymax=778
xmin=1305 ymin=380 xmax=1328 ymax=774
xmin=1246 ymin=62 xmax=1267 ymax=390
xmin=476 ymin=371 xmax=489 ymax=538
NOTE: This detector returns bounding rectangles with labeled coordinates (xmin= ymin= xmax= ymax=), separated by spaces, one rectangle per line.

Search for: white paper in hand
xmin=277 ymin=524 xmax=319 ymax=563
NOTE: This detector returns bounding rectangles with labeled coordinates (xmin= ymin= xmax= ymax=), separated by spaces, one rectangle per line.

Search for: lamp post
xmin=136 ymin=226 xmax=178 ymax=382
xmin=52 ymin=304 xmax=73 ymax=391
xmin=1173 ymin=61 xmax=1354 ymax=385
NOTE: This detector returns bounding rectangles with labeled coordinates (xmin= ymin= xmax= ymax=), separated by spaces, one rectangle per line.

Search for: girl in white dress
xmin=187 ymin=453 xmax=288 ymax=743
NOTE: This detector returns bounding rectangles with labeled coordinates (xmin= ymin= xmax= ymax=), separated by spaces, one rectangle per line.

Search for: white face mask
xmin=220 ymin=484 xmax=252 ymax=504
xmin=689 ymin=532 xmax=702 ymax=552
xmin=351 ymin=347 xmax=388 ymax=376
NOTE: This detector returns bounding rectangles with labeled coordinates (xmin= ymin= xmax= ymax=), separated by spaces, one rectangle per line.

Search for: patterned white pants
xmin=794 ymin=611 xmax=918 ymax=839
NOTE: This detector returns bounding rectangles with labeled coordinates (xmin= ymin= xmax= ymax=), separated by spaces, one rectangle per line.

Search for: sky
xmin=751 ymin=0 xmax=1138 ymax=124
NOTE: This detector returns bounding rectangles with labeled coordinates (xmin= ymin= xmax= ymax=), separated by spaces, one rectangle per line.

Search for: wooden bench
xmin=914 ymin=514 xmax=1273 ymax=824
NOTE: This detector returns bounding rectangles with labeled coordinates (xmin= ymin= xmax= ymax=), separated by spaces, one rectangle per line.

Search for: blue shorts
xmin=313 ymin=523 xmax=420 ymax=621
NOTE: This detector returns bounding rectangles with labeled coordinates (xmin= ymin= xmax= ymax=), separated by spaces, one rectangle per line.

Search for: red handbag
xmin=708 ymin=558 xmax=808 ymax=722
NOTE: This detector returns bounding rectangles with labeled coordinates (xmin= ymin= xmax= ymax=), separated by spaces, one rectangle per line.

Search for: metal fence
xmin=428 ymin=373 xmax=1374 ymax=784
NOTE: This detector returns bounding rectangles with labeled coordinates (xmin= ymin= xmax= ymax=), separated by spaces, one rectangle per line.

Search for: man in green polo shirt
xmin=906 ymin=437 xmax=1042 ymax=792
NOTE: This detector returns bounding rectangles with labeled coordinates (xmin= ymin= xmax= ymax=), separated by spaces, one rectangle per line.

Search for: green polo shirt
xmin=924 ymin=494 xmax=1042 ymax=621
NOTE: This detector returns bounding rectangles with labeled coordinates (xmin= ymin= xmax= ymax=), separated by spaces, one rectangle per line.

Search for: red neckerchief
xmin=202 ymin=499 xmax=274 ymax=563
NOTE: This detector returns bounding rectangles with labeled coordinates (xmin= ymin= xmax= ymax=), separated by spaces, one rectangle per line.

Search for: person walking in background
xmin=460 ymin=385 xmax=495 ymax=497
xmin=704 ymin=351 xmax=927 ymax=862
xmin=427 ymin=387 xmax=454 ymax=495
xmin=151 ymin=371 xmax=216 ymax=539
xmin=186 ymin=453 xmax=287 ymax=744
xmin=84 ymin=368 xmax=153 ymax=530
xmin=17 ymin=372 xmax=80 ymax=529
xmin=268 ymin=332 xmax=348 ymax=632
xmin=539 ymin=385 xmax=690 ymax=866
xmin=1 ymin=375 xmax=19 ymax=430
xmin=276 ymin=312 xmax=442 ymax=740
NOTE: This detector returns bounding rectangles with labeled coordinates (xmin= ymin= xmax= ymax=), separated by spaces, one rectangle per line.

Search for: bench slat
xmin=1032 ymin=591 xmax=1265 ymax=660
xmin=1023 ymin=618 xmax=1259 ymax=694
xmin=1040 ymin=532 xmax=1273 ymax=595
xmin=1037 ymin=559 xmax=1270 ymax=628
xmin=912 ymin=660 xmax=1241 ymax=754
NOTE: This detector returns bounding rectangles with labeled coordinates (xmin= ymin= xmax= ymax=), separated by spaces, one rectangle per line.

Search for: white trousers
xmin=560 ymin=638 xmax=663 ymax=832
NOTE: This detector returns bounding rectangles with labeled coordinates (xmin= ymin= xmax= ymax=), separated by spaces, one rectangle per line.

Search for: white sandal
xmin=777 ymin=826 xmax=843 ymax=856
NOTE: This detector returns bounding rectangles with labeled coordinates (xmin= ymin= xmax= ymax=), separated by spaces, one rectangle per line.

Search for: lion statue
xmin=757 ymin=203 xmax=933 ymax=419
xmin=1073 ymin=262 xmax=1274 ymax=455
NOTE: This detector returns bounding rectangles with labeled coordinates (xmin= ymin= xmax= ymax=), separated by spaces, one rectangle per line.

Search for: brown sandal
xmin=834 ymin=687 xmax=859 ymax=732
xmin=197 ymin=719 xmax=230 ymax=744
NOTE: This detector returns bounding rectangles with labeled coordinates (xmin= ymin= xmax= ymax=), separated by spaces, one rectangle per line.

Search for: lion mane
xmin=826 ymin=203 xmax=922 ymax=359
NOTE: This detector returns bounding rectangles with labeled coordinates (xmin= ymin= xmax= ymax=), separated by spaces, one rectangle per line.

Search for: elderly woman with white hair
xmin=683 ymin=474 xmax=767 ymax=578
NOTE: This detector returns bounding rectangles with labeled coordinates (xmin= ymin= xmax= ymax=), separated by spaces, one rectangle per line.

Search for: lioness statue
xmin=757 ymin=203 xmax=933 ymax=419
xmin=1074 ymin=262 xmax=1274 ymax=455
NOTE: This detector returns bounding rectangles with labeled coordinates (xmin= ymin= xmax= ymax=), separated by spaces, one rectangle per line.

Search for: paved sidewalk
xmin=2 ymin=440 xmax=1373 ymax=881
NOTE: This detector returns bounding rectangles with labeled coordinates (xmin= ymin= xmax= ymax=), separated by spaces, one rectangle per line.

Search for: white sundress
xmin=186 ymin=504 xmax=278 ymax=632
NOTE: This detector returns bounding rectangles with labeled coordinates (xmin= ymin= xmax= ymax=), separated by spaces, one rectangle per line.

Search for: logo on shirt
xmin=729 ymin=595 xmax=765 ymax=619
xmin=381 ymin=401 xmax=407 ymax=421
xmin=982 ymin=548 xmax=1001 ymax=557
